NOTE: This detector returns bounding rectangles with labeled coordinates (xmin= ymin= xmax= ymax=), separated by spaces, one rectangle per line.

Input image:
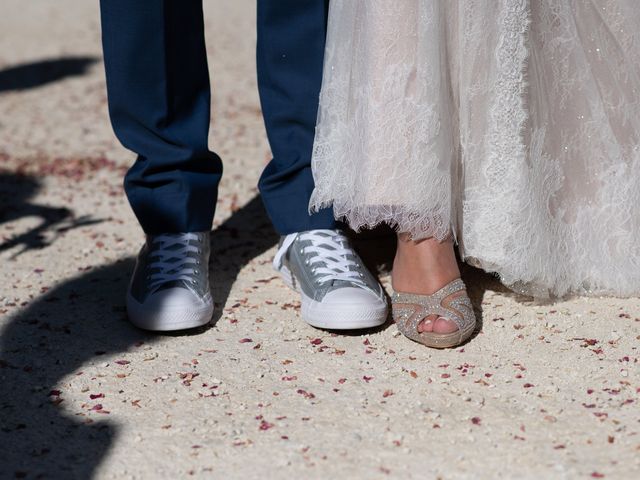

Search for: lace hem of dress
xmin=310 ymin=200 xmax=453 ymax=242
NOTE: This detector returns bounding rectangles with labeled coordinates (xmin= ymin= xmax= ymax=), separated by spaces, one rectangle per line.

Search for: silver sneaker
xmin=273 ymin=229 xmax=388 ymax=329
xmin=126 ymin=232 xmax=213 ymax=331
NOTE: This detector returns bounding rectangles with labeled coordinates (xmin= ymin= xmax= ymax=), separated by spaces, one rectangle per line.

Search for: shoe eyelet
xmin=194 ymin=270 xmax=199 ymax=274
xmin=359 ymin=273 xmax=364 ymax=278
xmin=299 ymin=249 xmax=305 ymax=254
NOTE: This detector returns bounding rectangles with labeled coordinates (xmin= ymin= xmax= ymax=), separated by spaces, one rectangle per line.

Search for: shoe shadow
xmin=459 ymin=264 xmax=497 ymax=345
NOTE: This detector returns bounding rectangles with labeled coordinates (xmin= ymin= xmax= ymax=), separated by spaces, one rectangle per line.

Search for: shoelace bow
xmin=273 ymin=230 xmax=367 ymax=287
xmin=147 ymin=233 xmax=202 ymax=289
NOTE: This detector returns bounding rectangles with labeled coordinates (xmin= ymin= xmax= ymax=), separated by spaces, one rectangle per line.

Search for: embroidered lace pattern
xmin=310 ymin=0 xmax=640 ymax=297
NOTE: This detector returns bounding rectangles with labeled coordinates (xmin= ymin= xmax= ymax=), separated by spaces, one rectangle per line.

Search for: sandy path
xmin=0 ymin=1 xmax=638 ymax=479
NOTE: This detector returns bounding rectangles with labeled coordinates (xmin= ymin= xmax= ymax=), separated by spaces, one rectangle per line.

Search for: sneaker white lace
xmin=147 ymin=233 xmax=202 ymax=290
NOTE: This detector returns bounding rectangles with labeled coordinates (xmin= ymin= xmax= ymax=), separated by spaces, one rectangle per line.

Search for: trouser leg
xmin=256 ymin=0 xmax=336 ymax=234
xmin=100 ymin=0 xmax=222 ymax=234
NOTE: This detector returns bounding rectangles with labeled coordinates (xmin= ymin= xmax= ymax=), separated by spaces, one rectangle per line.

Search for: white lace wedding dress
xmin=310 ymin=0 xmax=640 ymax=298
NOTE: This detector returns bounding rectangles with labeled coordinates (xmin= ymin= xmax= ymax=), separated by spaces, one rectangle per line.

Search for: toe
xmin=417 ymin=314 xmax=438 ymax=333
xmin=432 ymin=316 xmax=459 ymax=334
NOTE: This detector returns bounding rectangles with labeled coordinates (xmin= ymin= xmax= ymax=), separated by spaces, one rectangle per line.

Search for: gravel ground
xmin=0 ymin=2 xmax=638 ymax=479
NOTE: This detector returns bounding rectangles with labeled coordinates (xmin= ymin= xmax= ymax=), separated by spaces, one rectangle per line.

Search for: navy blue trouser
xmin=99 ymin=0 xmax=335 ymax=235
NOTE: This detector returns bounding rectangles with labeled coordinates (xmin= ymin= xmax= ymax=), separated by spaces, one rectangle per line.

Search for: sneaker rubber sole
xmin=278 ymin=265 xmax=388 ymax=330
xmin=126 ymin=293 xmax=214 ymax=332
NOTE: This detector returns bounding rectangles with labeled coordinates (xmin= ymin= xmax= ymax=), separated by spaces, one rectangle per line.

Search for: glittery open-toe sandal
xmin=392 ymin=279 xmax=476 ymax=349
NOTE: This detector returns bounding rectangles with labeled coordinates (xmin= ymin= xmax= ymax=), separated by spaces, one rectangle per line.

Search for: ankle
xmin=391 ymin=234 xmax=460 ymax=295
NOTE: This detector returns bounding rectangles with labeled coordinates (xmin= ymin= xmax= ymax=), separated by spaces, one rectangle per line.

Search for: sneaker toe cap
xmin=146 ymin=287 xmax=210 ymax=309
xmin=322 ymin=287 xmax=386 ymax=306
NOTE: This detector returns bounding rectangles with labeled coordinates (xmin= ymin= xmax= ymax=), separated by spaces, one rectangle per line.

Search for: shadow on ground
xmin=0 ymin=56 xmax=97 ymax=92
xmin=0 ymin=189 xmax=503 ymax=478
xmin=0 ymin=195 xmax=278 ymax=479
xmin=0 ymin=257 xmax=141 ymax=479
xmin=208 ymin=196 xmax=279 ymax=325
xmin=0 ymin=172 xmax=101 ymax=256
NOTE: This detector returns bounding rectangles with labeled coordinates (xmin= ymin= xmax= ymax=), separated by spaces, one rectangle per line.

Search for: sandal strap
xmin=392 ymin=279 xmax=474 ymax=336
xmin=393 ymin=278 xmax=467 ymax=306
xmin=392 ymin=304 xmax=430 ymax=343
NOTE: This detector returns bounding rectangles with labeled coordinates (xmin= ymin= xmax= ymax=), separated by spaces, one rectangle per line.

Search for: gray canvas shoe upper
xmin=126 ymin=232 xmax=213 ymax=331
xmin=273 ymin=230 xmax=388 ymax=329
xmin=129 ymin=232 xmax=211 ymax=304
xmin=274 ymin=230 xmax=384 ymax=301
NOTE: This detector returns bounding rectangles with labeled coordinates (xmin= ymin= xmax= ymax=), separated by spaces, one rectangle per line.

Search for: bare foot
xmin=392 ymin=233 xmax=461 ymax=334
